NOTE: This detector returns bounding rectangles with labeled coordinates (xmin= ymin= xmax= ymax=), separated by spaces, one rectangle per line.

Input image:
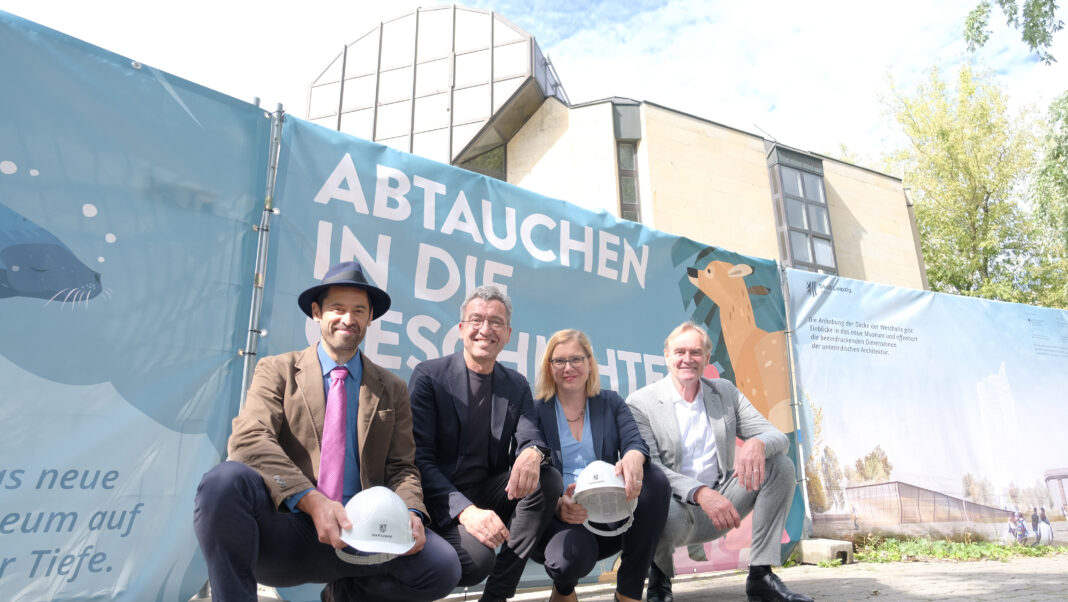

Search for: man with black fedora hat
xmin=194 ymin=261 xmax=461 ymax=602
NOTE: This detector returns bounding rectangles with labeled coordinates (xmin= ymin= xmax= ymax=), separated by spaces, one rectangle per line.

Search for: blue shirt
xmin=555 ymin=397 xmax=595 ymax=489
xmin=285 ymin=344 xmax=363 ymax=511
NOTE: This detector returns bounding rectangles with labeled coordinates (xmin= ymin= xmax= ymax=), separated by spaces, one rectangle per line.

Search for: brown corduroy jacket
xmin=228 ymin=345 xmax=425 ymax=515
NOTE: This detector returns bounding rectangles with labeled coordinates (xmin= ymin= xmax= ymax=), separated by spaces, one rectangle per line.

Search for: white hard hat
xmin=572 ymin=460 xmax=637 ymax=537
xmin=336 ymin=486 xmax=415 ymax=565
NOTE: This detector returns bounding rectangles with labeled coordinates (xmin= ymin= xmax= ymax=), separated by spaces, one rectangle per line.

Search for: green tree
xmin=1008 ymin=481 xmax=1022 ymax=506
xmin=853 ymin=445 xmax=894 ymax=484
xmin=963 ymin=472 xmax=979 ymax=500
xmin=844 ymin=465 xmax=858 ymax=486
xmin=962 ymin=473 xmax=998 ymax=506
xmin=886 ymin=65 xmax=1065 ymax=307
xmin=965 ymin=0 xmax=1064 ymax=64
xmin=1027 ymin=91 xmax=1068 ymax=307
xmin=804 ymin=403 xmax=831 ymax=513
xmin=1024 ymin=480 xmax=1054 ymax=509
xmin=978 ymin=477 xmax=995 ymax=506
xmin=821 ymin=447 xmax=846 ymax=509
xmin=1034 ymin=92 xmax=1068 ymax=243
xmin=806 ymin=456 xmax=829 ymax=513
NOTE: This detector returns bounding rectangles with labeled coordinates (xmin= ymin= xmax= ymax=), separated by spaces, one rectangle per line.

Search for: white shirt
xmin=672 ymin=387 xmax=720 ymax=494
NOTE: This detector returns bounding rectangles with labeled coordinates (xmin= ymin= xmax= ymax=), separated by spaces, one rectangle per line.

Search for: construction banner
xmin=0 ymin=11 xmax=268 ymax=601
xmin=265 ymin=119 xmax=804 ymax=599
xmin=788 ymin=270 xmax=1068 ymax=541
xmin=0 ymin=9 xmax=804 ymax=600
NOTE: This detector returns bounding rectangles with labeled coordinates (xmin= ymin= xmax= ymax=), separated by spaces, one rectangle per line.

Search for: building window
xmin=618 ymin=142 xmax=640 ymax=222
xmin=768 ymin=147 xmax=837 ymax=274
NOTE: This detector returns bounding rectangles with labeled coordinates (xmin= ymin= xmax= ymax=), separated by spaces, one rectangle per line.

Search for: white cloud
xmin=543 ymin=0 xmax=1067 ymax=164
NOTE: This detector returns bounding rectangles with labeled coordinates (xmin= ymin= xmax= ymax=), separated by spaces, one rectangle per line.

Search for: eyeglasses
xmin=550 ymin=355 xmax=587 ymax=369
xmin=463 ymin=316 xmax=508 ymax=330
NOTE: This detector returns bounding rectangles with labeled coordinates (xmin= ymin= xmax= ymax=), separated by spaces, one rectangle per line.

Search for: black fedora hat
xmin=297 ymin=261 xmax=391 ymax=319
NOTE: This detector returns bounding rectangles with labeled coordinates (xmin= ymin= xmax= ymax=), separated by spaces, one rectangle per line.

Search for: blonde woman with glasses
xmin=529 ymin=329 xmax=669 ymax=602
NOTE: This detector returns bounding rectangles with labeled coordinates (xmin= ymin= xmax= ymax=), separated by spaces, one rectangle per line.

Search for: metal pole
xmin=239 ymin=105 xmax=285 ymax=410
xmin=408 ymin=8 xmax=421 ymax=153
xmin=447 ymin=4 xmax=456 ymax=162
xmin=372 ymin=22 xmax=384 ymax=142
xmin=489 ymin=12 xmax=495 ymax=117
xmin=197 ymin=104 xmax=286 ymax=602
xmin=336 ymin=45 xmax=348 ymax=132
xmin=779 ymin=263 xmax=814 ymax=537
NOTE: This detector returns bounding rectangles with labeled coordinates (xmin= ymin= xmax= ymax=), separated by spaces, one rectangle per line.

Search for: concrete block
xmin=796 ymin=538 xmax=854 ymax=565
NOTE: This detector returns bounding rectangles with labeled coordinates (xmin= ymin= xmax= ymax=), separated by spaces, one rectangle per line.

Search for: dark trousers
xmin=434 ymin=464 xmax=563 ymax=599
xmin=531 ymin=464 xmax=670 ymax=599
xmin=193 ymin=461 xmax=461 ymax=602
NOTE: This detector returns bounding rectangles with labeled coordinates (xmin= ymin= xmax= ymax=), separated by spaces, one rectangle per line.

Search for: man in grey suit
xmin=627 ymin=321 xmax=811 ymax=602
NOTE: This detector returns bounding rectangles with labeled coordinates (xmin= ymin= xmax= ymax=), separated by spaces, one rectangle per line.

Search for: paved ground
xmin=242 ymin=553 xmax=1068 ymax=601
xmin=484 ymin=554 xmax=1068 ymax=601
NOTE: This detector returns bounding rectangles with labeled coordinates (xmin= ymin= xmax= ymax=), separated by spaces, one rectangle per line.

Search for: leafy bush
xmin=853 ymin=534 xmax=1068 ymax=564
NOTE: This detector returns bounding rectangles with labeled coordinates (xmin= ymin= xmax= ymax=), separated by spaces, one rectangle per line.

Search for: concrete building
xmin=307 ymin=4 xmax=927 ymax=289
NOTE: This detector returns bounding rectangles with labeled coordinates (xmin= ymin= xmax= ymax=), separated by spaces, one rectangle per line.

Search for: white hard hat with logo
xmin=336 ymin=486 xmax=415 ymax=565
xmin=572 ymin=460 xmax=637 ymax=537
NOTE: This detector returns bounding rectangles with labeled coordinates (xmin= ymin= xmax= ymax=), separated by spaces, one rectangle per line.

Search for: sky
xmin=3 ymin=0 xmax=1067 ymax=170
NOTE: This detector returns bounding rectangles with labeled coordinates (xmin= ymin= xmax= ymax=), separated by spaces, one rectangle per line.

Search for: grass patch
xmin=853 ymin=533 xmax=1068 ymax=563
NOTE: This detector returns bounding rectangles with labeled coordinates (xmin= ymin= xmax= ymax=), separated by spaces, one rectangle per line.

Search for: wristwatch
xmin=529 ymin=446 xmax=548 ymax=464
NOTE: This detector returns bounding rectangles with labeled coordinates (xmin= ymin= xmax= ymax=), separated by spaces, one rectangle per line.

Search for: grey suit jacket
xmin=626 ymin=376 xmax=788 ymax=504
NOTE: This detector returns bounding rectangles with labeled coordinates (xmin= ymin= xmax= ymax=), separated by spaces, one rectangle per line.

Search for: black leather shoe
xmin=646 ymin=562 xmax=673 ymax=602
xmin=745 ymin=571 xmax=813 ymax=602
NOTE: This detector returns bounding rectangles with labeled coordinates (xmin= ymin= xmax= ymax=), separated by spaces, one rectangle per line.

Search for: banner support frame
xmin=779 ymin=263 xmax=814 ymax=538
xmin=239 ymin=105 xmax=286 ymax=410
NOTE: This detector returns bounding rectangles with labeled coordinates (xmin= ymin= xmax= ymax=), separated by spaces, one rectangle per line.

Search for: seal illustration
xmin=0 ymin=201 xmax=102 ymax=302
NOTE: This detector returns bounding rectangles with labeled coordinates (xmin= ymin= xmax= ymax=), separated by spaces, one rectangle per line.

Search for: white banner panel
xmin=788 ymin=270 xmax=1068 ymax=539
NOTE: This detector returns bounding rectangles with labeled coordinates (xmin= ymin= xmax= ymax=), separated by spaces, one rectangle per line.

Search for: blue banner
xmin=0 ymin=12 xmax=268 ymax=601
xmin=266 ymin=119 xmax=804 ymax=596
xmin=1 ymin=11 xmax=806 ymax=599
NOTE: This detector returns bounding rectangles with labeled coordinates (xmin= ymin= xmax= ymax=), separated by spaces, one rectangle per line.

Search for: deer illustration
xmin=687 ymin=259 xmax=794 ymax=433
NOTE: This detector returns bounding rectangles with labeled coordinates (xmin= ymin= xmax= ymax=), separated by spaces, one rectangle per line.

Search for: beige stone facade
xmin=506 ymin=97 xmax=926 ymax=289
xmin=821 ymin=159 xmax=926 ymax=289
xmin=639 ymin=103 xmax=781 ymax=261
xmin=508 ymin=98 xmax=619 ymax=215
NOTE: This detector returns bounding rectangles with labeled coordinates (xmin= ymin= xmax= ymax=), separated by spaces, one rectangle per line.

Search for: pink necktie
xmin=318 ymin=366 xmax=348 ymax=502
